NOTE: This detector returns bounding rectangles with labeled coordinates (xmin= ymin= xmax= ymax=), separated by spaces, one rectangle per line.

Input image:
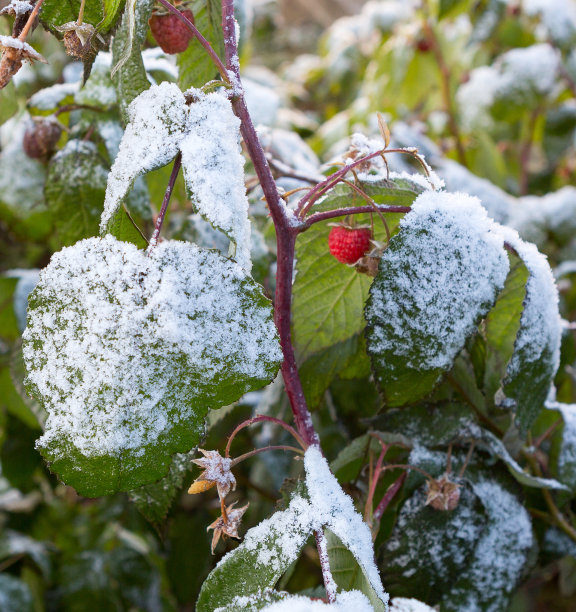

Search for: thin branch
xmin=364 ymin=441 xmax=388 ymax=523
xmin=156 ymin=0 xmax=229 ymax=82
xmin=147 ymin=153 xmax=181 ymax=250
xmin=231 ymin=445 xmax=304 ymax=466
xmin=17 ymin=0 xmax=45 ymax=41
xmin=301 ymin=204 xmax=411 ymax=229
xmin=225 ymin=415 xmax=306 ymax=457
xmin=373 ymin=472 xmax=407 ymax=523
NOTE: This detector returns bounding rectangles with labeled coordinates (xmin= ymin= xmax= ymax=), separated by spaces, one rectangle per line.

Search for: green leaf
xmin=438 ymin=0 xmax=471 ymax=20
xmin=100 ymin=0 xmax=127 ymax=32
xmin=325 ymin=529 xmax=386 ymax=612
xmin=292 ymin=221 xmax=372 ymax=359
xmin=196 ymin=496 xmax=312 ymax=612
xmin=365 ymin=192 xmax=508 ymax=407
xmin=0 ymin=276 xmax=19 ymax=342
xmin=0 ymin=574 xmax=34 ymax=612
xmin=548 ymin=402 xmax=576 ymax=492
xmin=177 ymin=0 xmax=225 ymax=90
xmin=23 ymin=237 xmax=281 ymax=496
xmin=0 ymin=81 xmax=19 ymax=124
xmin=40 ymin=0 xmax=104 ymax=30
xmin=129 ymin=453 xmax=192 ymax=524
xmin=501 ymin=230 xmax=562 ymax=433
xmin=484 ymin=252 xmax=529 ymax=400
xmin=111 ymin=0 xmax=155 ymax=121
xmin=45 ymin=140 xmax=109 ymax=246
xmin=107 ymin=204 xmax=149 ymax=249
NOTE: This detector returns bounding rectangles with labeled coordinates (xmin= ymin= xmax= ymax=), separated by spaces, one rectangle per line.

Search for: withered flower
xmin=425 ymin=474 xmax=461 ymax=511
xmin=188 ymin=448 xmax=236 ymax=501
xmin=207 ymin=501 xmax=249 ymax=554
xmin=0 ymin=35 xmax=47 ymax=89
xmin=0 ymin=1 xmax=34 ymax=18
xmin=54 ymin=22 xmax=103 ymax=59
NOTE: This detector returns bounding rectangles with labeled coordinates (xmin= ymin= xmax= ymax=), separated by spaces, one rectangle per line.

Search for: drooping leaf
xmin=129 ymin=453 xmax=192 ymax=525
xmin=111 ymin=0 xmax=155 ymax=121
xmin=365 ymin=191 xmax=509 ymax=407
xmin=177 ymin=0 xmax=225 ymax=90
xmin=45 ymin=140 xmax=109 ymax=246
xmin=196 ymin=495 xmax=313 ymax=612
xmin=23 ymin=236 xmax=282 ymax=496
xmin=99 ymin=82 xmax=188 ymax=233
xmin=180 ymin=91 xmax=252 ymax=271
xmin=325 ymin=529 xmax=387 ymax=612
xmin=484 ymin=251 xmax=529 ymax=400
xmin=499 ymin=227 xmax=562 ymax=433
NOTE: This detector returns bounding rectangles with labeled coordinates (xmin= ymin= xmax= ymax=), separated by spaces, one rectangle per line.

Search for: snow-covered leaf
xmin=548 ymin=402 xmax=576 ymax=492
xmin=100 ymin=82 xmax=188 ymax=233
xmin=0 ymin=574 xmax=34 ymax=612
xmin=196 ymin=495 xmax=314 ymax=612
xmin=365 ymin=191 xmax=509 ymax=407
xmin=180 ymin=90 xmax=252 ymax=271
xmin=499 ymin=227 xmax=562 ymax=433
xmin=45 ymin=140 xmax=108 ymax=246
xmin=23 ymin=236 xmax=281 ymax=496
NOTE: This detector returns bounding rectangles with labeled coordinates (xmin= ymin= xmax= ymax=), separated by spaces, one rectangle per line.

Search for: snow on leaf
xmin=99 ymin=82 xmax=189 ymax=233
xmin=180 ymin=89 xmax=252 ymax=271
xmin=23 ymin=236 xmax=281 ymax=496
xmin=365 ymin=190 xmax=509 ymax=407
xmin=304 ymin=446 xmax=388 ymax=607
xmin=497 ymin=226 xmax=562 ymax=433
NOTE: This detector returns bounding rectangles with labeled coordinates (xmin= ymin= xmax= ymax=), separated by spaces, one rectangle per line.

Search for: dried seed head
xmin=207 ymin=501 xmax=249 ymax=553
xmin=23 ymin=118 xmax=62 ymax=160
xmin=190 ymin=449 xmax=236 ymax=501
xmin=425 ymin=474 xmax=461 ymax=511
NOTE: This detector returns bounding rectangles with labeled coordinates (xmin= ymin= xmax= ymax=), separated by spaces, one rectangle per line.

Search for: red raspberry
xmin=328 ymin=226 xmax=372 ymax=265
xmin=149 ymin=9 xmax=195 ymax=55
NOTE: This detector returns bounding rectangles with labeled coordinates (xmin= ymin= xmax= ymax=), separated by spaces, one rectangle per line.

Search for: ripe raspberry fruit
xmin=149 ymin=8 xmax=195 ymax=55
xmin=328 ymin=225 xmax=372 ymax=265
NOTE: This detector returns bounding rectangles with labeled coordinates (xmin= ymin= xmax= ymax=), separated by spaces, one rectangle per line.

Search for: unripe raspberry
xmin=328 ymin=225 xmax=372 ymax=265
xmin=149 ymin=9 xmax=195 ymax=55
xmin=23 ymin=118 xmax=62 ymax=160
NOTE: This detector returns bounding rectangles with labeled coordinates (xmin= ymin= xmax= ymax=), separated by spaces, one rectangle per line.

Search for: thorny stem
xmin=225 ymin=415 xmax=307 ymax=457
xmin=17 ymin=0 xmax=46 ymax=41
xmin=157 ymin=0 xmax=230 ymax=82
xmin=222 ymin=0 xmax=319 ymax=448
xmin=315 ymin=530 xmax=338 ymax=603
xmin=421 ymin=19 xmax=467 ymax=167
xmin=147 ymin=153 xmax=181 ymax=251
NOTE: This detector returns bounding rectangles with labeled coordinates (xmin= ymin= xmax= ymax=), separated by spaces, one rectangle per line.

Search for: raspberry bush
xmin=1 ymin=0 xmax=576 ymax=610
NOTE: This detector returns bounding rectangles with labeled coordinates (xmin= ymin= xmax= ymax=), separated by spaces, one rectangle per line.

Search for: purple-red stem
xmin=157 ymin=0 xmax=230 ymax=82
xmin=303 ymin=204 xmax=411 ymax=228
xmin=221 ymin=0 xmax=319 ymax=448
xmin=148 ymin=152 xmax=181 ymax=250
xmin=364 ymin=442 xmax=388 ymax=522
xmin=225 ymin=415 xmax=306 ymax=457
xmin=373 ymin=472 xmax=407 ymax=523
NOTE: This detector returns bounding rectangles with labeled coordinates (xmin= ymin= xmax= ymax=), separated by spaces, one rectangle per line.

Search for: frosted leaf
xmin=366 ymin=190 xmax=509 ymax=407
xmin=497 ymin=226 xmax=562 ymax=431
xmin=304 ymin=447 xmax=388 ymax=607
xmin=180 ymin=89 xmax=252 ymax=271
xmin=100 ymin=82 xmax=188 ymax=232
xmin=390 ymin=598 xmax=435 ymax=612
xmin=524 ymin=0 xmax=576 ymax=46
xmin=23 ymin=236 xmax=281 ymax=496
xmin=547 ymin=402 xmax=576 ymax=492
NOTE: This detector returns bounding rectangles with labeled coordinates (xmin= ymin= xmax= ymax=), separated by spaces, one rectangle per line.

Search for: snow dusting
xmin=389 ymin=597 xmax=435 ymax=612
xmin=496 ymin=226 xmax=561 ymax=398
xmin=180 ymin=88 xmax=253 ymax=271
xmin=260 ymin=590 xmax=373 ymax=611
xmin=367 ymin=190 xmax=509 ymax=372
xmin=23 ymin=236 xmax=281 ymax=459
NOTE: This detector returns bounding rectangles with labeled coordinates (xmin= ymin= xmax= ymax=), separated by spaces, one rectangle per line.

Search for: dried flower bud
xmin=425 ymin=474 xmax=461 ymax=511
xmin=23 ymin=118 xmax=62 ymax=160
xmin=190 ymin=448 xmax=236 ymax=501
xmin=207 ymin=501 xmax=249 ymax=553
xmin=54 ymin=22 xmax=101 ymax=60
